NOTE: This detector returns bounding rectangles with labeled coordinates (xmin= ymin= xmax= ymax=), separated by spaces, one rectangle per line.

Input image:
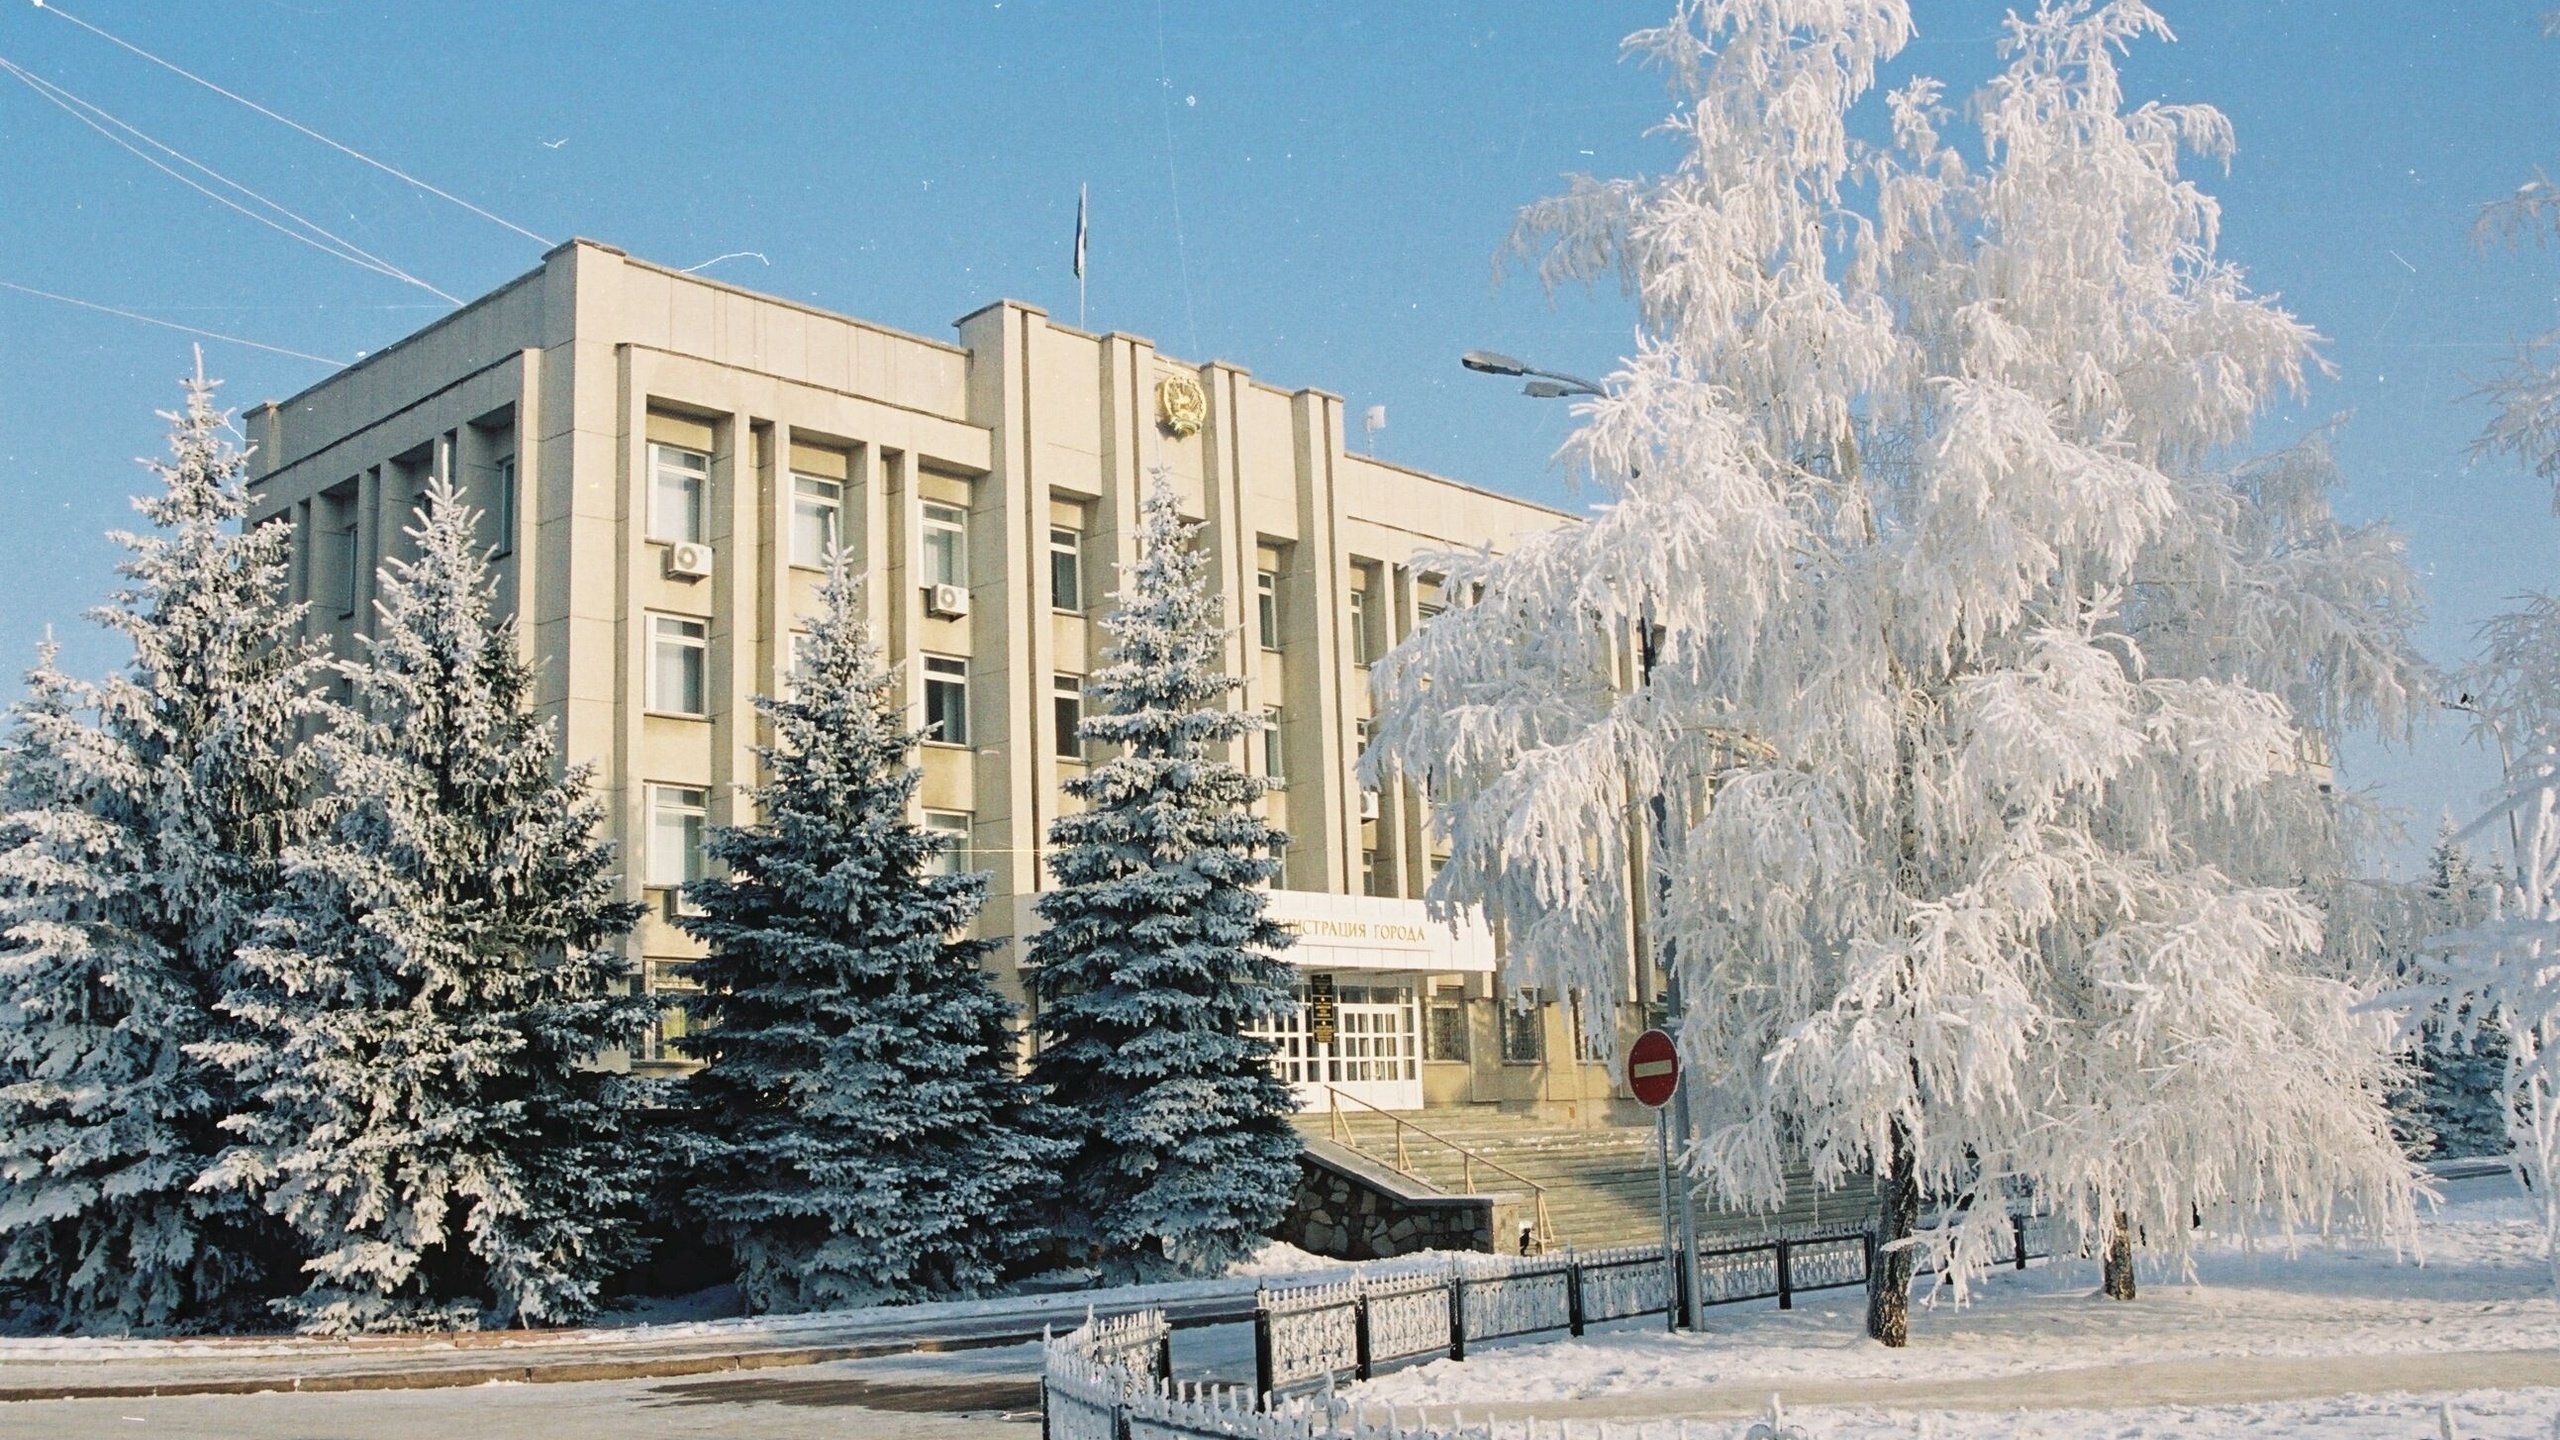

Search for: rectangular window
xmin=1348 ymin=587 xmax=1371 ymax=666
xmin=1050 ymin=526 xmax=1084 ymax=613
xmin=650 ymin=443 xmax=708 ymax=544
xmin=647 ymin=784 xmax=708 ymax=891
xmin=334 ymin=525 xmax=360 ymax=618
xmin=1257 ymin=569 xmax=1281 ymax=650
xmin=1426 ymin=983 xmax=1470 ymax=1062
xmin=1570 ymin=990 xmax=1596 ymax=1063
xmin=1054 ymin=673 xmax=1085 ymax=760
xmin=1263 ymin=707 xmax=1286 ymax=784
xmin=648 ymin=614 xmax=708 ymax=716
xmin=490 ymin=455 xmax=517 ymax=557
xmin=783 ymin=631 xmax=810 ymax=695
xmin=923 ymin=502 xmax=968 ymax=587
xmin=791 ymin=474 xmax=842 ymax=569
xmin=1500 ymin=992 xmax=1545 ymax=1065
xmin=1363 ymin=848 xmax=1392 ymax=898
xmin=923 ymin=810 xmax=972 ymax=878
xmin=923 ymin=655 xmax=969 ymax=745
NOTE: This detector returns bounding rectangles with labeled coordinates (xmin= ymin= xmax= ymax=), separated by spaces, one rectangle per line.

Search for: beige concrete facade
xmin=244 ymin=238 xmax=1643 ymax=1122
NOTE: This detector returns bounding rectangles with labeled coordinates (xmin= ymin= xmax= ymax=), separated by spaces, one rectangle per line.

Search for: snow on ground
xmin=1357 ymin=1175 xmax=2557 ymax=1408
xmin=1715 ymin=1389 xmax=2560 ymax=1439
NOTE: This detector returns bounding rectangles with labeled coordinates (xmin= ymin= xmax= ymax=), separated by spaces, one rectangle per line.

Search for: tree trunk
xmin=2102 ymin=1211 xmax=2136 ymax=1301
xmin=1866 ymin=1118 xmax=1919 ymax=1346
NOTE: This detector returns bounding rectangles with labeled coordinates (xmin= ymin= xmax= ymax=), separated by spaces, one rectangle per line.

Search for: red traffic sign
xmin=1626 ymin=1028 xmax=1680 ymax=1109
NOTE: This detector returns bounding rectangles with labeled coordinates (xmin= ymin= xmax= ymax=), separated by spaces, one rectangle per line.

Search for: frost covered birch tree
xmin=204 ymin=477 xmax=657 ymax=1332
xmin=1367 ymin=1 xmax=2424 ymax=1343
xmin=676 ymin=559 xmax=1066 ymax=1311
xmin=0 ymin=360 xmax=325 ymax=1331
xmin=2414 ymin=8 xmax=2560 ymax=1290
xmin=1026 ymin=476 xmax=1301 ymax=1282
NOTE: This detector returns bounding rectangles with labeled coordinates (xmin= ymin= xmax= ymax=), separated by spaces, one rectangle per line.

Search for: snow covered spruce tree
xmin=677 ymin=558 xmax=1065 ymax=1312
xmin=2392 ymin=827 xmax=2505 ymax=1161
xmin=1026 ymin=475 xmax=1301 ymax=1282
xmin=1368 ymin=2 xmax=2424 ymax=1343
xmin=204 ymin=476 xmax=656 ymax=1332
xmin=0 ymin=359 xmax=326 ymax=1331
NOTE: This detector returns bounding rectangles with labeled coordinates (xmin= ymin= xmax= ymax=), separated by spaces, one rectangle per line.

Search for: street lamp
xmin=2444 ymin=693 xmax=2526 ymax=874
xmin=1460 ymin=349 xmax=1609 ymax=399
xmin=1461 ymin=347 xmax=1697 ymax=1322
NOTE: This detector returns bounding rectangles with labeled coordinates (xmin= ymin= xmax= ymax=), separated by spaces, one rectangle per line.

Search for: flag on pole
xmin=1073 ymin=183 xmax=1088 ymax=280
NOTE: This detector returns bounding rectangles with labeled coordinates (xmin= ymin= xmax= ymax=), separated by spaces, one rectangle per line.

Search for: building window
xmin=490 ymin=455 xmax=517 ymax=557
xmin=791 ymin=474 xmax=841 ymax=569
xmin=1257 ymin=569 xmax=1281 ymax=650
xmin=647 ymin=784 xmax=708 ymax=891
xmin=650 ymin=443 xmax=708 ymax=544
xmin=923 ymin=501 xmax=968 ymax=587
xmin=1426 ymin=982 xmax=1469 ymax=1062
xmin=1262 ymin=707 xmax=1286 ymax=784
xmin=334 ymin=524 xmax=360 ymax=618
xmin=648 ymin=614 xmax=708 ymax=717
xmin=923 ymin=655 xmax=969 ymax=744
xmin=1050 ymin=526 xmax=1084 ymax=613
xmin=1054 ymin=673 xmax=1085 ymax=760
xmin=1570 ymin=989 xmax=1596 ymax=1063
xmin=1348 ymin=586 xmax=1372 ymax=666
xmin=1499 ymin=992 xmax=1545 ymax=1065
xmin=1364 ymin=848 xmax=1393 ymax=898
xmin=923 ymin=809 xmax=972 ymax=878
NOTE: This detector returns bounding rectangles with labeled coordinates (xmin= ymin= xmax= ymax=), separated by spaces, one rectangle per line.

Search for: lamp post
xmin=1461 ymin=349 xmax=1700 ymax=1325
xmin=2445 ymin=693 xmax=2526 ymax=878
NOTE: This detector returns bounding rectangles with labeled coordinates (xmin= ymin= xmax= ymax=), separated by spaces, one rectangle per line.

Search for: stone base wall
xmin=1278 ymin=1152 xmax=1520 ymax=1260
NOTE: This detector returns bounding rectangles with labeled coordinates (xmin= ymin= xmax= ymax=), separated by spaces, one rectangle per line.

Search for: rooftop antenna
xmin=1361 ymin=404 xmax=1386 ymax=454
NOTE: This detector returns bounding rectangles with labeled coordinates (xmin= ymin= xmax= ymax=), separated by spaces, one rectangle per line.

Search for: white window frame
xmin=923 ymin=654 xmax=970 ymax=745
xmin=647 ymin=613 xmax=709 ymax=717
xmin=1257 ymin=568 xmax=1282 ymax=650
xmin=649 ymin=442 xmax=709 ymax=545
xmin=490 ymin=454 xmax=517 ymax=558
xmin=1050 ymin=525 xmax=1084 ymax=613
xmin=923 ymin=809 xmax=973 ymax=878
xmin=1263 ymin=706 xmax=1286 ymax=785
xmin=646 ymin=784 xmax=709 ymax=891
xmin=922 ymin=501 xmax=968 ymax=588
xmin=1348 ymin=587 xmax=1371 ymax=666
xmin=791 ymin=473 xmax=842 ymax=570
xmin=1054 ymin=672 xmax=1085 ymax=760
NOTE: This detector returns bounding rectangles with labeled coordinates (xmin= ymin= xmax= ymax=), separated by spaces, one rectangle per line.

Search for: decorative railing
xmin=1043 ymin=1208 xmax=2060 ymax=1435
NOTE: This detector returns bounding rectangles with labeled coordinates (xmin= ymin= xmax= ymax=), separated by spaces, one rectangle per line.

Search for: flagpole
xmin=1076 ymin=182 xmax=1089 ymax=330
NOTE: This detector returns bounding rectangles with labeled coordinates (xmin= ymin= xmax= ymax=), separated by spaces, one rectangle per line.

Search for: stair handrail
xmin=1319 ymin=1085 xmax=1557 ymax=1251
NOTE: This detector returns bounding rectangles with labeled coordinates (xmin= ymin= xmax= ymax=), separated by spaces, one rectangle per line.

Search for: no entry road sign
xmin=1627 ymin=1028 xmax=1680 ymax=1109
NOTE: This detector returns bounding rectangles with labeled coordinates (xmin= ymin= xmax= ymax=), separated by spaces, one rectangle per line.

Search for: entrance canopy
xmin=1259 ymin=890 xmax=1494 ymax=973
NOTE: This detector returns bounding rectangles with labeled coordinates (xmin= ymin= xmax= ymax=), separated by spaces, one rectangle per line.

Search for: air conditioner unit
xmin=664 ymin=541 xmax=714 ymax=580
xmin=926 ymin=582 xmax=971 ymax=619
xmin=1358 ymin=788 xmax=1382 ymax=822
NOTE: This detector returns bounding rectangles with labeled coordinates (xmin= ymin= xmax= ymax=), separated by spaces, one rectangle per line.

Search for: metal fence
xmin=1047 ymin=1310 xmax=1793 ymax=1440
xmin=1253 ymin=1213 xmax=2057 ymax=1402
xmin=1044 ymin=1213 xmax=2061 ymax=1434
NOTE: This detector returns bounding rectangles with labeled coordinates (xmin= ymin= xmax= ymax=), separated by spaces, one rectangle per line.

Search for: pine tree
xmin=203 ymin=476 xmax=656 ymax=1333
xmin=2396 ymin=828 xmax=2508 ymax=1161
xmin=677 ymin=559 xmax=1066 ymax=1312
xmin=0 ymin=359 xmax=324 ymax=1331
xmin=1370 ymin=4 xmax=2425 ymax=1342
xmin=1026 ymin=476 xmax=1301 ymax=1283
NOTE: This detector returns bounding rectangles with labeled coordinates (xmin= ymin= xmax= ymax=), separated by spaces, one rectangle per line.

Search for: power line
xmin=31 ymin=0 xmax=551 ymax=247
xmin=0 ymin=52 xmax=461 ymax=304
xmin=0 ymin=279 xmax=345 ymax=365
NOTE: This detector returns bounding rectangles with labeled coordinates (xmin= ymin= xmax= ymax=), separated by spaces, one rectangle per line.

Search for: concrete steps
xmin=1295 ymin=1108 xmax=1876 ymax=1252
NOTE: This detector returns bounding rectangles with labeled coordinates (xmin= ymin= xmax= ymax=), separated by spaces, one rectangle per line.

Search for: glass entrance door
xmin=1252 ymin=975 xmax=1422 ymax=1112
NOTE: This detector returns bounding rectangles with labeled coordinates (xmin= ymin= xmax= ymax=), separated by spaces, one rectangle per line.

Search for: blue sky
xmin=0 ymin=2 xmax=2552 ymax=873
